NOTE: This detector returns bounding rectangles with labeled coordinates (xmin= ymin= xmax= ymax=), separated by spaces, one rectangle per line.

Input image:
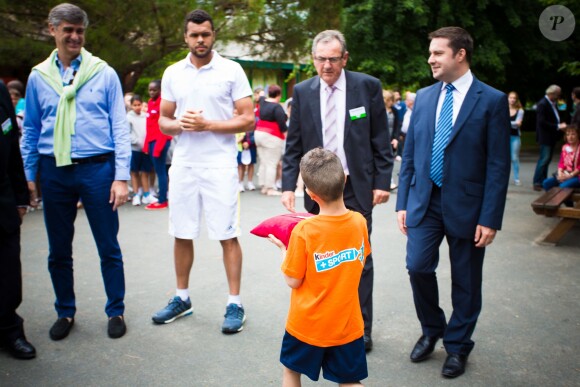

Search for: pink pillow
xmin=250 ymin=212 xmax=314 ymax=247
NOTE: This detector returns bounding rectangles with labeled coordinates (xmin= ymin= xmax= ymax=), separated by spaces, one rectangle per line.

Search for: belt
xmin=70 ymin=153 xmax=113 ymax=164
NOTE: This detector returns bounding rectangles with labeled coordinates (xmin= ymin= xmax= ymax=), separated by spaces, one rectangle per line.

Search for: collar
xmin=183 ymin=50 xmax=220 ymax=70
xmin=320 ymin=69 xmax=346 ymax=92
xmin=442 ymin=69 xmax=473 ymax=95
xmin=54 ymin=51 xmax=82 ymax=71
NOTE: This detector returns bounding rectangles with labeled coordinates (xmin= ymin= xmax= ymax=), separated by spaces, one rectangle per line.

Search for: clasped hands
xmin=556 ymin=170 xmax=574 ymax=182
xmin=180 ymin=109 xmax=208 ymax=132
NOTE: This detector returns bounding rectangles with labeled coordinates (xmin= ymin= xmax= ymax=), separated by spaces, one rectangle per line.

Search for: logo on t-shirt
xmin=313 ymin=240 xmax=365 ymax=272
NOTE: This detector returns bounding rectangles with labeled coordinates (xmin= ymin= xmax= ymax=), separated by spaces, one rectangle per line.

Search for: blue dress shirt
xmin=21 ymin=51 xmax=130 ymax=181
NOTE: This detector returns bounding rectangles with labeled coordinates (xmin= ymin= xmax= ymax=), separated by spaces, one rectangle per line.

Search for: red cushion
xmin=250 ymin=212 xmax=314 ymax=248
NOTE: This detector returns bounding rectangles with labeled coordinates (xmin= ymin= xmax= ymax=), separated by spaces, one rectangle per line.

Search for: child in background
xmin=237 ymin=131 xmax=257 ymax=192
xmin=542 ymin=125 xmax=580 ymax=190
xmin=234 ymin=108 xmax=256 ymax=192
xmin=127 ymin=95 xmax=157 ymax=206
xmin=143 ymin=80 xmax=171 ymax=210
xmin=268 ymin=148 xmax=370 ymax=386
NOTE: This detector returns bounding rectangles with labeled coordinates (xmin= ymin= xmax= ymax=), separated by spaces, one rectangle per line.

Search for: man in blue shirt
xmin=21 ymin=3 xmax=130 ymax=341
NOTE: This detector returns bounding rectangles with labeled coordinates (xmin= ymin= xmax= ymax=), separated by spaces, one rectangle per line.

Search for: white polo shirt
xmin=161 ymin=51 xmax=252 ymax=168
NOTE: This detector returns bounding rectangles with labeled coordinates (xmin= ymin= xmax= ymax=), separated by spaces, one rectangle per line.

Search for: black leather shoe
xmin=442 ymin=353 xmax=467 ymax=378
xmin=108 ymin=316 xmax=126 ymax=339
xmin=7 ymin=337 xmax=36 ymax=360
xmin=410 ymin=335 xmax=440 ymax=362
xmin=364 ymin=334 xmax=373 ymax=352
xmin=49 ymin=318 xmax=74 ymax=341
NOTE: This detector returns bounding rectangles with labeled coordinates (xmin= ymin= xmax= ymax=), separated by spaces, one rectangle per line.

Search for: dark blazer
xmin=536 ymin=96 xmax=562 ymax=146
xmin=0 ymin=81 xmax=29 ymax=233
xmin=282 ymin=70 xmax=393 ymax=213
xmin=396 ymin=77 xmax=510 ymax=239
xmin=387 ymin=107 xmax=402 ymax=143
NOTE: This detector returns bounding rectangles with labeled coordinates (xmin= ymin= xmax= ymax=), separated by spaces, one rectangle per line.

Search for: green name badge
xmin=349 ymin=107 xmax=366 ymax=120
xmin=2 ymin=118 xmax=12 ymax=135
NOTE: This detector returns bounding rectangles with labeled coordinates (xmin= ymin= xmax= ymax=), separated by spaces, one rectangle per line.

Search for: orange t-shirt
xmin=281 ymin=211 xmax=371 ymax=347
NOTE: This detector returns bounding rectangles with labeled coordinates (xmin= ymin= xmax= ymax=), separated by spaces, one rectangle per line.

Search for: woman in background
xmin=508 ymin=91 xmax=524 ymax=186
xmin=254 ymin=85 xmax=287 ymax=196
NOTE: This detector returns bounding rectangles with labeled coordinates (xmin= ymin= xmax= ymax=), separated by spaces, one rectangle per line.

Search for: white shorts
xmin=168 ymin=165 xmax=240 ymax=240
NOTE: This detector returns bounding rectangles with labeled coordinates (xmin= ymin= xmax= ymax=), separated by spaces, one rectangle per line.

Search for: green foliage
xmin=1 ymin=0 xmax=577 ymax=105
xmin=559 ymin=62 xmax=580 ymax=76
xmin=342 ymin=0 xmax=580 ymax=105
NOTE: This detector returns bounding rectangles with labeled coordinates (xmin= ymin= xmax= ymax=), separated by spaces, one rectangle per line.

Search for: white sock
xmin=227 ymin=295 xmax=242 ymax=307
xmin=176 ymin=289 xmax=189 ymax=301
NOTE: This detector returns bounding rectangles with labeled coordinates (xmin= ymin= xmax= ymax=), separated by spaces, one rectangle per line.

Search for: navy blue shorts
xmin=130 ymin=151 xmax=153 ymax=173
xmin=237 ymin=147 xmax=257 ymax=165
xmin=280 ymin=331 xmax=368 ymax=383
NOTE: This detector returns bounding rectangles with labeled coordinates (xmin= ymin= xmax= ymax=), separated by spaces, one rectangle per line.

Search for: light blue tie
xmin=430 ymin=83 xmax=455 ymax=187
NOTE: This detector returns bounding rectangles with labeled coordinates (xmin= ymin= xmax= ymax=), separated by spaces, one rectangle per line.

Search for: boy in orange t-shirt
xmin=268 ymin=148 xmax=371 ymax=385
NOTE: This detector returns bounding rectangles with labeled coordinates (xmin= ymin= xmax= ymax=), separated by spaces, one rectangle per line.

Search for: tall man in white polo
xmin=151 ymin=9 xmax=255 ymax=333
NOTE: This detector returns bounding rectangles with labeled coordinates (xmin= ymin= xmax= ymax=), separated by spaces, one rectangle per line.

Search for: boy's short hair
xmin=130 ymin=94 xmax=142 ymax=104
xmin=300 ymin=148 xmax=345 ymax=202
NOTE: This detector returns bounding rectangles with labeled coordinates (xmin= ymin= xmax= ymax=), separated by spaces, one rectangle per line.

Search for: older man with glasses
xmin=281 ymin=29 xmax=394 ymax=352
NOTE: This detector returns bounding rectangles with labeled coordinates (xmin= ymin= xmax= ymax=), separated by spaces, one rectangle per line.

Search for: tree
xmin=342 ymin=0 xmax=580 ymax=104
xmin=0 ymin=0 xmax=342 ymax=91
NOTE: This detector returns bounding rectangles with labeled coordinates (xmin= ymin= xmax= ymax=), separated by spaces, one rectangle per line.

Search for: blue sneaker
xmin=152 ymin=296 xmax=193 ymax=324
xmin=221 ymin=304 xmax=246 ymax=333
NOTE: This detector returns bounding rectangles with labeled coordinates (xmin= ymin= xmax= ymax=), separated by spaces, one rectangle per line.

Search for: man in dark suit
xmin=532 ymin=85 xmax=568 ymax=190
xmin=281 ymin=30 xmax=393 ymax=352
xmin=0 ymin=81 xmax=36 ymax=359
xmin=396 ymin=27 xmax=510 ymax=378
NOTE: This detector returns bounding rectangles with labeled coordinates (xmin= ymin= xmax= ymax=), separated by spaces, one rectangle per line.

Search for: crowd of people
xmin=2 ymin=2 xmax=579 ymax=386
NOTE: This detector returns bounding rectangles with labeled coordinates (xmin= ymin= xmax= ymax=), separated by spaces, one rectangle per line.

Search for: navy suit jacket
xmin=282 ymin=70 xmax=393 ymax=213
xmin=395 ymin=77 xmax=510 ymax=239
xmin=0 ymin=81 xmax=29 ymax=233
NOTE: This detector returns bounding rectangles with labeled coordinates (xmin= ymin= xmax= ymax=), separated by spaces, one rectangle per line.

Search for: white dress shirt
xmin=435 ymin=70 xmax=474 ymax=126
xmin=320 ymin=70 xmax=349 ymax=174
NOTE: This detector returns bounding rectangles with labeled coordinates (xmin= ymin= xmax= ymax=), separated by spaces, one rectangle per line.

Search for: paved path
xmin=1 ymin=154 xmax=579 ymax=386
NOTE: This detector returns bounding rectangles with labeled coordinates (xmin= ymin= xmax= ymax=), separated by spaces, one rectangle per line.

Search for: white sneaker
xmin=275 ymin=179 xmax=282 ymax=190
xmin=515 ymin=180 xmax=521 ymax=186
xmin=295 ymin=190 xmax=304 ymax=198
xmin=239 ymin=182 xmax=245 ymax=192
xmin=132 ymin=195 xmax=141 ymax=206
xmin=247 ymin=182 xmax=256 ymax=191
xmin=141 ymin=194 xmax=158 ymax=205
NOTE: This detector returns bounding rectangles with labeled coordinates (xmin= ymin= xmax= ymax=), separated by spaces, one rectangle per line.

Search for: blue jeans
xmin=39 ymin=155 xmax=125 ymax=318
xmin=543 ymin=176 xmax=580 ymax=190
xmin=149 ymin=141 xmax=170 ymax=203
xmin=510 ymin=135 xmax=521 ymax=181
xmin=533 ymin=144 xmax=554 ymax=186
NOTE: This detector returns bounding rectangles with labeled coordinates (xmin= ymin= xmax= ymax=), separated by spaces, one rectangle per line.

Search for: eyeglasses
xmin=313 ymin=56 xmax=343 ymax=64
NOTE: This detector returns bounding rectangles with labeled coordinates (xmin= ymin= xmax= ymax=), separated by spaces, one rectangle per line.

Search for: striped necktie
xmin=430 ymin=83 xmax=455 ymax=187
xmin=324 ymin=85 xmax=338 ymax=154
